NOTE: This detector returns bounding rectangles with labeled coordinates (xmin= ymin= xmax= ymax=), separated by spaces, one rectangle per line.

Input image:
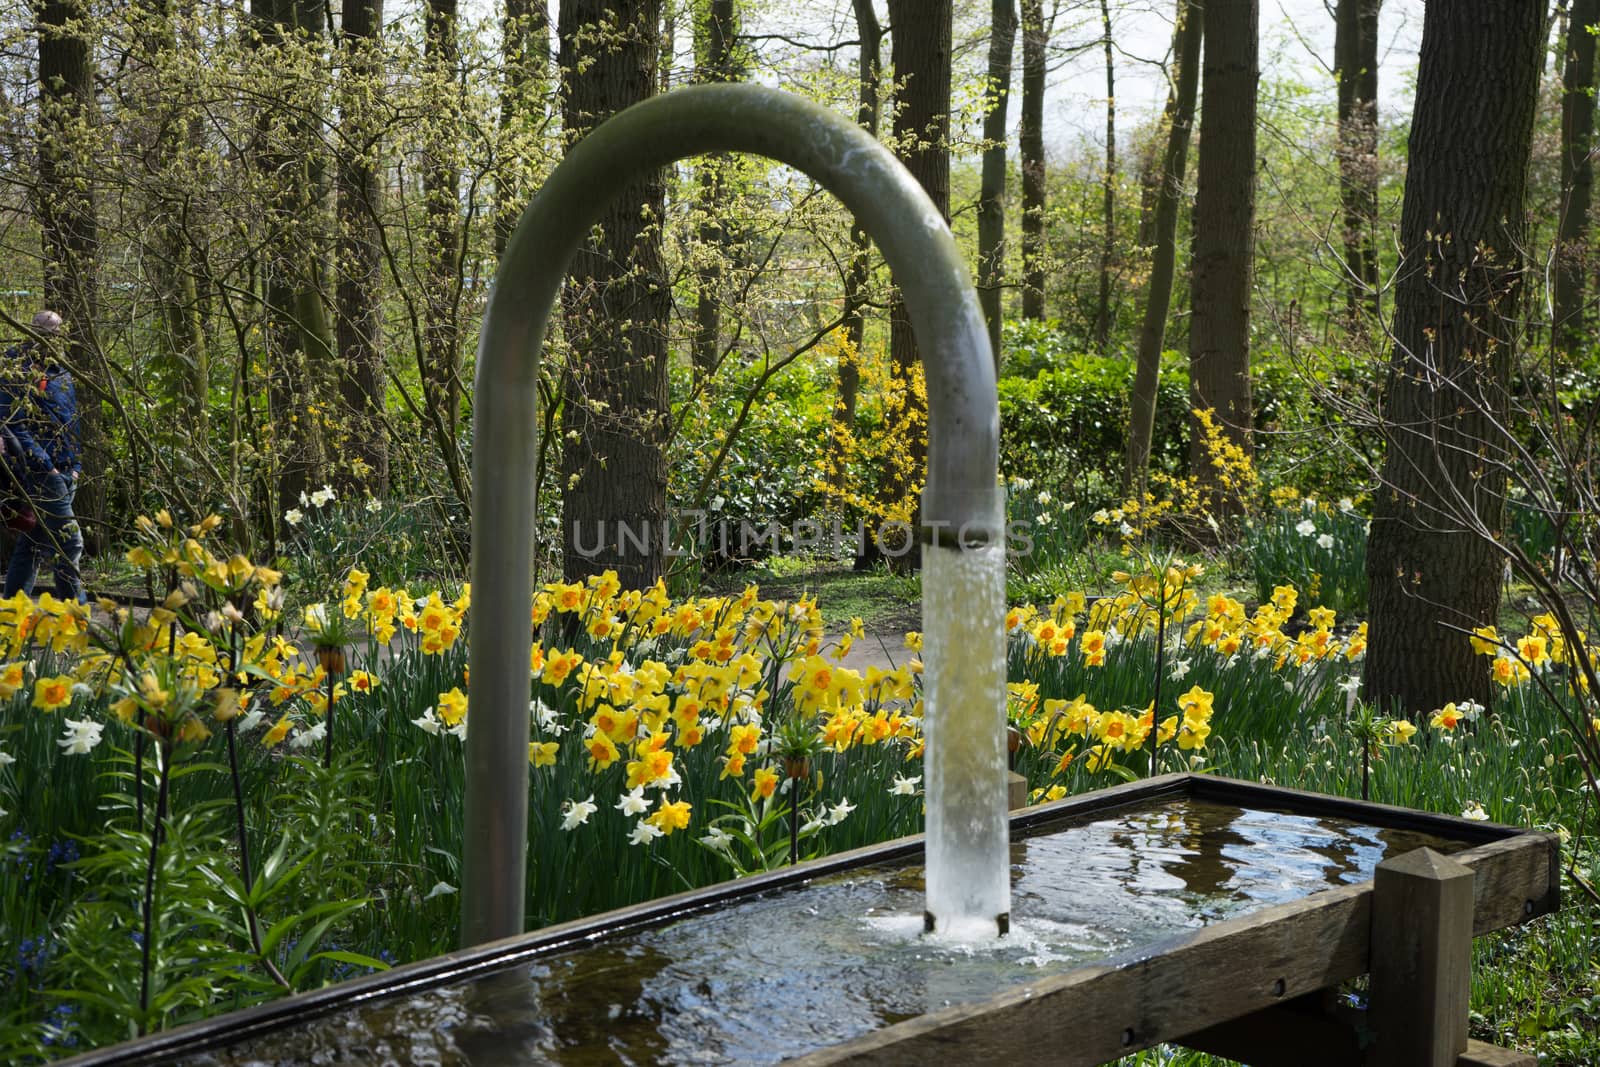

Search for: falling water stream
xmin=177 ymin=799 xmax=1463 ymax=1066
xmin=921 ymin=532 xmax=1010 ymax=936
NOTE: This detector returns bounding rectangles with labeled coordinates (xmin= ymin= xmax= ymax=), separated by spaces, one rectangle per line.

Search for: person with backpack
xmin=0 ymin=310 xmax=83 ymax=602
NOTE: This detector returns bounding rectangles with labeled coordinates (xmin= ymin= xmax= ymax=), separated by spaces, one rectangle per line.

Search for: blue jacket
xmin=0 ymin=342 xmax=81 ymax=487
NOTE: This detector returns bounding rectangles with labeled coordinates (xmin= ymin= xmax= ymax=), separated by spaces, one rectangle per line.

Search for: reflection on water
xmin=183 ymin=799 xmax=1460 ymax=1067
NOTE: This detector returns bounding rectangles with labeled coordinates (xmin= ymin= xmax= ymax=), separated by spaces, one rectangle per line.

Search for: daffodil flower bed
xmin=0 ymin=512 xmax=1594 ymax=1059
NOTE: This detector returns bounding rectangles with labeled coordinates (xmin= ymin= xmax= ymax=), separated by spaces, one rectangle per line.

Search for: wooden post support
xmin=1369 ymin=847 xmax=1475 ymax=1067
xmin=1457 ymin=1038 xmax=1537 ymax=1067
xmin=1007 ymin=771 xmax=1027 ymax=810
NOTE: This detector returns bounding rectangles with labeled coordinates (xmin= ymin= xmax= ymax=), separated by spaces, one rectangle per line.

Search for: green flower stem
xmin=138 ymin=741 xmax=171 ymax=1033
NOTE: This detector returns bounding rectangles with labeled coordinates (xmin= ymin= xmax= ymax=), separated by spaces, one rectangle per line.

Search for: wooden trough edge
xmin=56 ymin=773 xmax=1555 ymax=1067
xmin=788 ymin=802 xmax=1557 ymax=1066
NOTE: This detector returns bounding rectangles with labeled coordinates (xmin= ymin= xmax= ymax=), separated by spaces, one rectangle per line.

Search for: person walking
xmin=0 ymin=310 xmax=84 ymax=602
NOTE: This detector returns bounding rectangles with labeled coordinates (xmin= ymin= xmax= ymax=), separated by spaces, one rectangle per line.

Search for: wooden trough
xmin=60 ymin=773 xmax=1558 ymax=1067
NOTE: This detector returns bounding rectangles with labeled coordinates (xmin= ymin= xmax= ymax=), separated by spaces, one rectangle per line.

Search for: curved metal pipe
xmin=463 ymin=83 xmax=999 ymax=947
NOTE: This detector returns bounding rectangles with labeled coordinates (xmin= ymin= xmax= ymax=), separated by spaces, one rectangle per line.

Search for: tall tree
xmin=692 ymin=0 xmax=745 ymax=381
xmin=495 ymin=0 xmax=551 ymax=257
xmin=1019 ymin=0 xmax=1047 ymax=320
xmin=1187 ymin=0 xmax=1258 ymax=502
xmin=422 ymin=0 xmax=463 ymax=445
xmin=1364 ymin=1 xmax=1544 ymax=714
xmin=35 ymin=0 xmax=103 ymax=546
xmin=130 ymin=1 xmax=207 ymax=436
xmin=1093 ymin=0 xmax=1116 ymax=351
xmin=336 ymin=0 xmax=387 ymax=493
xmin=828 ymin=0 xmax=882 ymax=486
xmin=1554 ymin=0 xmax=1599 ymax=351
xmin=1124 ymin=0 xmax=1202 ymax=496
xmin=558 ymin=0 xmax=671 ymax=586
xmin=1334 ymin=0 xmax=1382 ymax=318
xmin=252 ymin=0 xmax=332 ymax=520
xmin=977 ymin=0 xmax=1017 ymax=369
xmin=882 ymin=0 xmax=952 ymax=532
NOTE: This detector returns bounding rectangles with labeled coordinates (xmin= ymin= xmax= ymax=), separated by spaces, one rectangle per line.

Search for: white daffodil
xmin=826 ymin=797 xmax=857 ymax=825
xmin=1316 ymin=533 xmax=1335 ymax=550
xmin=616 ymin=786 xmax=649 ymax=817
xmin=530 ymin=699 xmax=565 ymax=735
xmin=560 ymin=795 xmax=597 ymax=831
xmin=289 ymin=720 xmax=326 ymax=749
xmin=284 ymin=508 xmax=304 ymax=527
xmin=310 ymin=484 xmax=336 ymax=508
xmin=889 ymin=774 xmax=921 ymax=796
xmin=424 ymin=881 xmax=457 ymax=901
xmin=1462 ymin=803 xmax=1490 ymax=822
xmin=699 ymin=826 xmax=734 ymax=850
xmin=0 ymin=747 xmax=14 ymax=766
xmin=57 ymin=718 xmax=104 ymax=755
xmin=365 ymin=496 xmax=383 ymax=513
xmin=1168 ymin=658 xmax=1192 ymax=681
xmin=628 ymin=821 xmax=664 ymax=846
xmin=238 ymin=708 xmax=266 ymax=731
xmin=412 ymin=708 xmax=442 ymax=735
xmin=1295 ymin=519 xmax=1317 ymax=537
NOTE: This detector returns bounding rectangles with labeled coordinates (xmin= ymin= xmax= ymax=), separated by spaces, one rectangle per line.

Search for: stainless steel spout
xmin=463 ymin=83 xmax=998 ymax=946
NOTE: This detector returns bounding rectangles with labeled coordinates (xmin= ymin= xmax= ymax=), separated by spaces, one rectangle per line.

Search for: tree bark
xmin=1335 ymin=0 xmax=1382 ymax=319
xmin=1093 ymin=0 xmax=1116 ymax=352
xmin=1187 ymin=0 xmax=1257 ymax=504
xmin=882 ymin=0 xmax=950 ymax=535
xmin=423 ymin=0 xmax=463 ymax=445
xmin=1364 ymin=1 xmax=1543 ymax=715
xmin=828 ymin=0 xmax=882 ymax=488
xmin=977 ymin=0 xmax=1017 ymax=371
xmin=1124 ymin=0 xmax=1202 ymax=498
xmin=1019 ymin=0 xmax=1047 ymax=320
xmin=35 ymin=0 xmax=104 ymax=549
xmin=1554 ymin=0 xmax=1598 ymax=351
xmin=558 ymin=0 xmax=671 ymax=587
xmin=336 ymin=0 xmax=387 ymax=493
xmin=495 ymin=0 xmax=551 ymax=257
xmin=692 ymin=0 xmax=743 ymax=382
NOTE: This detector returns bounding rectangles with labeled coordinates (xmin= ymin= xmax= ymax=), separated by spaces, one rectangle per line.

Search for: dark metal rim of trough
xmin=53 ymin=773 xmax=1558 ymax=1067
xmin=464 ymin=81 xmax=1001 ymax=949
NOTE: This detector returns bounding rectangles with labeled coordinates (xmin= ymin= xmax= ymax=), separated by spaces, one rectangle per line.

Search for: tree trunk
xmin=252 ymin=0 xmax=329 ymax=524
xmin=495 ymin=0 xmax=551 ymax=257
xmin=1364 ymin=2 xmax=1543 ymax=715
xmin=692 ymin=0 xmax=743 ymax=382
xmin=423 ymin=0 xmax=463 ymax=446
xmin=1554 ymin=0 xmax=1598 ymax=351
xmin=1124 ymin=0 xmax=1202 ymax=497
xmin=336 ymin=0 xmax=387 ymax=494
xmin=130 ymin=2 xmax=207 ymax=438
xmin=977 ymin=0 xmax=1017 ymax=371
xmin=1093 ymin=0 xmax=1116 ymax=352
xmin=829 ymin=0 xmax=882 ymax=488
xmin=1334 ymin=0 xmax=1382 ymax=319
xmin=1020 ymin=0 xmax=1047 ymax=320
xmin=558 ymin=0 xmax=670 ymax=587
xmin=1187 ymin=0 xmax=1257 ymax=504
xmin=882 ymin=0 xmax=950 ymax=539
xmin=35 ymin=0 xmax=104 ymax=550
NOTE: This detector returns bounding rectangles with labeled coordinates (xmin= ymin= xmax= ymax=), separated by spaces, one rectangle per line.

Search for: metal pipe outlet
xmin=463 ymin=83 xmax=999 ymax=947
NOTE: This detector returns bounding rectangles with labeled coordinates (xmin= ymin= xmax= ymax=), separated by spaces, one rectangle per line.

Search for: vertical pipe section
xmin=464 ymin=83 xmax=1000 ymax=947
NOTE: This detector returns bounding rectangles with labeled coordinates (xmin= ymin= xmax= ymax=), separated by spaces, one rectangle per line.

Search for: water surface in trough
xmin=187 ymin=798 xmax=1462 ymax=1066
